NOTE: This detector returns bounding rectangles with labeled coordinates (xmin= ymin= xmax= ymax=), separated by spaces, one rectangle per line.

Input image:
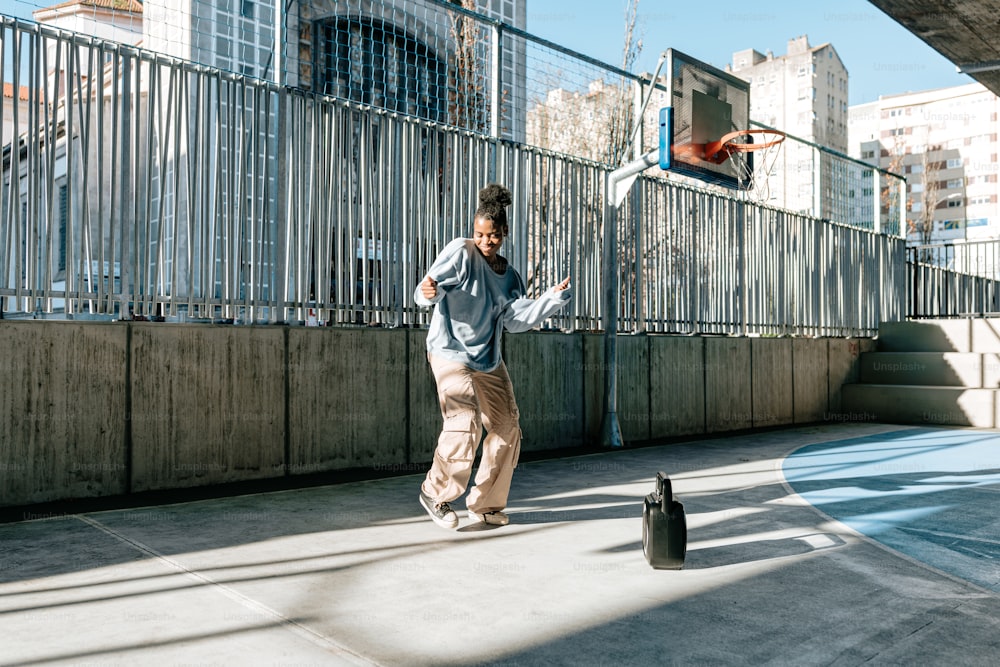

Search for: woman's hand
xmin=552 ymin=277 xmax=571 ymax=292
xmin=420 ymin=276 xmax=438 ymax=299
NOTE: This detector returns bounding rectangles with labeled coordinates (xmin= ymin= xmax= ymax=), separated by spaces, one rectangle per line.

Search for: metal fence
xmin=1 ymin=1 xmax=906 ymax=219
xmin=907 ymin=241 xmax=1000 ymax=318
xmin=0 ymin=7 xmax=906 ymax=335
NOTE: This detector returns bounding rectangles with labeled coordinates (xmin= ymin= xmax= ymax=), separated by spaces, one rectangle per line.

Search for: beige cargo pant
xmin=420 ymin=354 xmax=521 ymax=514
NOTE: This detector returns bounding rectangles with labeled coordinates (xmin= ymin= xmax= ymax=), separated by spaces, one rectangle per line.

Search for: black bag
xmin=642 ymin=471 xmax=687 ymax=569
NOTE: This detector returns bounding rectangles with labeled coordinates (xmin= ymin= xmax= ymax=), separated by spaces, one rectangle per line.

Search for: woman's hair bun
xmin=479 ymin=183 xmax=512 ymax=209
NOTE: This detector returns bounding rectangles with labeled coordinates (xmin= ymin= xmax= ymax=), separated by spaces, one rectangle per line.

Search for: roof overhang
xmin=868 ymin=0 xmax=1000 ymax=96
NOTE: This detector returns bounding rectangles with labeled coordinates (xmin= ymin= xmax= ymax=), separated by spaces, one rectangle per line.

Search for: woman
xmin=414 ymin=183 xmax=571 ymax=529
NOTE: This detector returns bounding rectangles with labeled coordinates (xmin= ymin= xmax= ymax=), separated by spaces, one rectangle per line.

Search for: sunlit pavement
xmin=2 ymin=423 xmax=999 ymax=666
xmin=783 ymin=428 xmax=1000 ymax=594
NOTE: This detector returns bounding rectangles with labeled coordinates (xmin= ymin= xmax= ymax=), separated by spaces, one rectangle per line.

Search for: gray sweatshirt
xmin=414 ymin=238 xmax=572 ymax=372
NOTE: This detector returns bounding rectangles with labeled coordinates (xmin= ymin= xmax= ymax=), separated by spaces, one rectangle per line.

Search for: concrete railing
xmin=0 ymin=321 xmax=874 ymax=508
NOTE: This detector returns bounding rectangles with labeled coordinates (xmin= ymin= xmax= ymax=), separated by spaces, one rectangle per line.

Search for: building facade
xmin=727 ymin=36 xmax=850 ymax=216
xmin=33 ymin=0 xmax=143 ymax=44
xmin=139 ymin=0 xmax=525 ymax=138
xmin=850 ymin=83 xmax=1000 ymax=245
xmin=526 ymin=77 xmax=642 ymax=166
xmin=729 ymin=35 xmax=848 ymax=152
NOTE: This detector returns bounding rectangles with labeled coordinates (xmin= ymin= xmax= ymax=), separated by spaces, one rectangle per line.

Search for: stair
xmin=842 ymin=319 xmax=1000 ymax=427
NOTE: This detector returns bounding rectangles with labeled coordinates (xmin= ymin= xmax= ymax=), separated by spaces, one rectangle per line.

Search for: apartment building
xmin=32 ymin=0 xmax=143 ymax=44
xmin=730 ymin=35 xmax=848 ymax=152
xmin=851 ymin=83 xmax=1000 ymax=244
xmin=139 ymin=0 xmax=525 ymax=137
xmin=727 ymin=35 xmax=850 ymax=216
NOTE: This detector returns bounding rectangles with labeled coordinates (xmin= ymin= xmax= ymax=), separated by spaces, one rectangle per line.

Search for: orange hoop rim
xmin=718 ymin=128 xmax=786 ymax=153
xmin=700 ymin=129 xmax=785 ymax=165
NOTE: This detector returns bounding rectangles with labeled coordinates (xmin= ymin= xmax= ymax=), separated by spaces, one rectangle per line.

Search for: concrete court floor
xmin=1 ymin=422 xmax=999 ymax=667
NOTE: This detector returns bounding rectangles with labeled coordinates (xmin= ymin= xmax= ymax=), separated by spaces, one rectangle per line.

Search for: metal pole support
xmin=600 ymin=149 xmax=659 ymax=448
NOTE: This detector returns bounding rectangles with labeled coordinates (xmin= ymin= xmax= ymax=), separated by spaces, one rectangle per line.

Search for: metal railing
xmin=0 ymin=11 xmax=906 ymax=336
xmin=907 ymin=241 xmax=1000 ymax=318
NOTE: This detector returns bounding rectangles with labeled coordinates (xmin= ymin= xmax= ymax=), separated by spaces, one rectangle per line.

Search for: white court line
xmin=75 ymin=514 xmax=379 ymax=666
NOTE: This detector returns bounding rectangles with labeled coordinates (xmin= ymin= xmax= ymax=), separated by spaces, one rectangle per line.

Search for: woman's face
xmin=474 ymin=216 xmax=504 ymax=258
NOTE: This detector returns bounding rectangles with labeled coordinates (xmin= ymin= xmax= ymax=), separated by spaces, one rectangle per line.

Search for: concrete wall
xmin=130 ymin=324 xmax=286 ymax=492
xmin=0 ymin=321 xmax=871 ymax=508
xmin=0 ymin=322 xmax=127 ymax=506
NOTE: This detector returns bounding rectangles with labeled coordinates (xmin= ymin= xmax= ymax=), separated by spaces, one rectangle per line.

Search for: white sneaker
xmin=419 ymin=491 xmax=458 ymax=530
xmin=468 ymin=509 xmax=509 ymax=526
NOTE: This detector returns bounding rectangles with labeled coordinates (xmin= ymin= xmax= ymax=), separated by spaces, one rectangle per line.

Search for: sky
xmin=526 ymin=0 xmax=973 ymax=106
xmin=0 ymin=0 xmax=975 ymax=107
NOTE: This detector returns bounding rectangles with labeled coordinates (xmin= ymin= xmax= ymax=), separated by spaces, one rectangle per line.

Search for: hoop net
xmin=717 ymin=129 xmax=786 ymax=204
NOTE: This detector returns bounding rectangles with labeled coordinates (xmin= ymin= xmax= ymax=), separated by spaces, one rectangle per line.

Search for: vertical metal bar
xmin=76 ymin=40 xmax=96 ymax=313
xmin=274 ymin=87 xmax=288 ymax=322
xmin=226 ymin=77 xmax=238 ymax=318
xmin=149 ymin=62 xmax=170 ymax=314
xmin=38 ymin=29 xmax=57 ymax=314
xmin=97 ymin=44 xmax=111 ymax=313
xmin=489 ymin=21 xmax=502 ymax=180
xmin=738 ymin=199 xmax=747 ymax=336
xmin=633 ymin=176 xmax=643 ymax=333
xmin=600 ymin=170 xmax=623 ymax=448
xmin=812 ymin=145 xmax=821 ymax=220
xmin=275 ymin=0 xmax=285 ymax=87
xmin=249 ymin=80 xmax=260 ymax=320
xmin=1 ymin=23 xmax=9 ymax=314
xmin=872 ymin=168 xmax=881 ymax=234
xmin=118 ymin=53 xmax=132 ymax=318
xmin=63 ymin=38 xmax=75 ymax=314
xmin=632 ymin=79 xmax=643 ymax=161
xmin=136 ymin=55 xmax=151 ymax=317
xmin=897 ymin=178 xmax=906 ymax=239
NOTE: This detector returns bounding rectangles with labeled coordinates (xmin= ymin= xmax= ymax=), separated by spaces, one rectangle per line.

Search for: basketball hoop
xmin=704 ymin=128 xmax=786 ymax=164
xmin=708 ymin=128 xmax=786 ymax=204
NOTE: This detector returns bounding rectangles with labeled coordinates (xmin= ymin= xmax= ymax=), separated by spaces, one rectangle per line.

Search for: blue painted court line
xmin=783 ymin=427 xmax=1000 ymax=593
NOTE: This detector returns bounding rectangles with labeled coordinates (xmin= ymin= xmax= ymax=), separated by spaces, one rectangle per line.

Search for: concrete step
xmin=841 ymin=383 xmax=997 ymax=428
xmin=859 ymin=352 xmax=1000 ymax=387
xmin=878 ymin=318 xmax=1000 ymax=353
xmin=878 ymin=320 xmax=971 ymax=352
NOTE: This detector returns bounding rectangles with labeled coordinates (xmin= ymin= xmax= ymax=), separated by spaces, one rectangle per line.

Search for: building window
xmin=315 ymin=17 xmax=451 ymax=125
xmin=241 ymin=1 xmax=254 ymax=19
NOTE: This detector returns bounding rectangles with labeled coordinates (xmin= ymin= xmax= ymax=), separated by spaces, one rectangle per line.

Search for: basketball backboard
xmin=658 ymin=49 xmax=751 ymax=189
